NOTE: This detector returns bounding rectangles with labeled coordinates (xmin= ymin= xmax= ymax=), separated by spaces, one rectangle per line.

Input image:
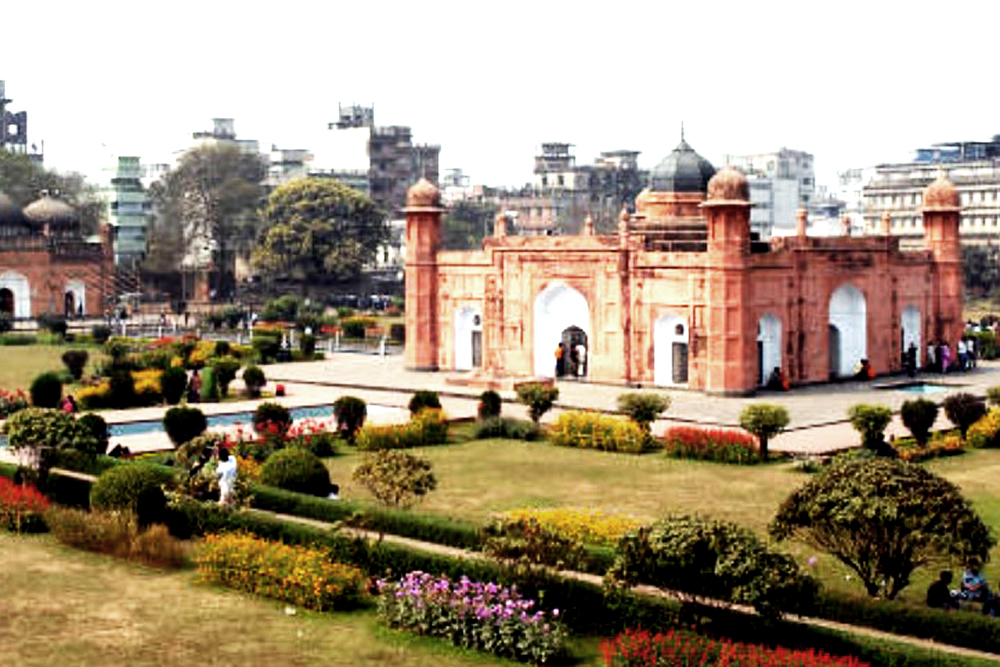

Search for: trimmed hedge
xmin=355 ymin=409 xmax=449 ymax=450
xmin=549 ymin=411 xmax=648 ymax=453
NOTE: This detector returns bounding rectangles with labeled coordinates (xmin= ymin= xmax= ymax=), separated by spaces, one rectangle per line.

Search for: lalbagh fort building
xmin=404 ymin=139 xmax=965 ymax=395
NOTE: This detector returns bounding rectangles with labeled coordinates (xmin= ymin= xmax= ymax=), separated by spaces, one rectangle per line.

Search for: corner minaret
xmin=404 ymin=178 xmax=442 ymax=370
xmin=922 ymin=173 xmax=963 ymax=350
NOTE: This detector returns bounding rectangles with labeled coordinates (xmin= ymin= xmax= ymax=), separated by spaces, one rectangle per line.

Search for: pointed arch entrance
xmin=828 ymin=283 xmax=866 ymax=378
xmin=533 ymin=283 xmax=590 ymax=378
xmin=454 ymin=306 xmax=483 ymax=371
xmin=757 ymin=313 xmax=782 ymax=386
xmin=901 ymin=305 xmax=921 ymax=367
xmin=0 ymin=271 xmax=30 ymax=319
xmin=0 ymin=288 xmax=13 ymax=315
xmin=65 ymin=280 xmax=86 ymax=319
xmin=654 ymin=314 xmax=689 ymax=386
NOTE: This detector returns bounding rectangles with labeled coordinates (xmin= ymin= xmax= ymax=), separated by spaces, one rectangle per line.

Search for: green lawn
xmin=0 ymin=344 xmax=106 ymax=392
xmin=325 ymin=442 xmax=1000 ymax=605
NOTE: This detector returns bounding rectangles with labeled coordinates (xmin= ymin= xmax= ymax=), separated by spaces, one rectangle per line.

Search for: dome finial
xmin=680 ymin=120 xmax=685 ymax=142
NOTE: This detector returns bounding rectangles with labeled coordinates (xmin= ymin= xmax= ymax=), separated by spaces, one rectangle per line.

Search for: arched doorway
xmin=654 ymin=314 xmax=689 ymax=386
xmin=828 ymin=283 xmax=866 ymax=378
xmin=454 ymin=306 xmax=483 ymax=371
xmin=562 ymin=325 xmax=588 ymax=378
xmin=757 ymin=313 xmax=782 ymax=387
xmin=533 ymin=283 xmax=590 ymax=378
xmin=64 ymin=291 xmax=75 ymax=318
xmin=901 ymin=305 xmax=921 ymax=367
xmin=0 ymin=288 xmax=13 ymax=315
xmin=0 ymin=271 xmax=30 ymax=319
xmin=65 ymin=280 xmax=86 ymax=318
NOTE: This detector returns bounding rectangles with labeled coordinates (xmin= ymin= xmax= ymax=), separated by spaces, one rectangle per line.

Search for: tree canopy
xmin=770 ymin=458 xmax=994 ymax=599
xmin=441 ymin=200 xmax=498 ymax=250
xmin=252 ymin=178 xmax=387 ymax=285
xmin=0 ymin=149 xmax=103 ymax=236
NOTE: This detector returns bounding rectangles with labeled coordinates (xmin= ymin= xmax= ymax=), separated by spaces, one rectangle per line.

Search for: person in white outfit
xmin=216 ymin=448 xmax=238 ymax=506
xmin=575 ymin=343 xmax=587 ymax=377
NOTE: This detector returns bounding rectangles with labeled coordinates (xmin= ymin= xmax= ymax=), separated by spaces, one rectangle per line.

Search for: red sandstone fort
xmin=404 ymin=141 xmax=963 ymax=394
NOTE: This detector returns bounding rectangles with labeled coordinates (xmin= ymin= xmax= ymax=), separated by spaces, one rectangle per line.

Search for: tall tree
xmin=0 ymin=149 xmax=104 ymax=235
xmin=441 ymin=200 xmax=497 ymax=250
xmin=252 ymin=178 xmax=387 ymax=287
xmin=148 ymin=145 xmax=266 ymax=297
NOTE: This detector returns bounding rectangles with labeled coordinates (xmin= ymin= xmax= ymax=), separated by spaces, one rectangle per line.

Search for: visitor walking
xmin=554 ymin=343 xmax=565 ymax=377
xmin=188 ymin=369 xmax=202 ymax=403
xmin=215 ymin=447 xmax=238 ymax=506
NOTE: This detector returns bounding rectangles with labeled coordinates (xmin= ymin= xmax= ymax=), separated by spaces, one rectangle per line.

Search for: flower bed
xmin=894 ymin=434 xmax=965 ymax=463
xmin=0 ymin=388 xmax=29 ymax=419
xmin=661 ymin=427 xmax=761 ymax=464
xmin=549 ymin=411 xmax=648 ymax=453
xmin=501 ymin=508 xmax=642 ymax=547
xmin=601 ymin=628 xmax=869 ymax=666
xmin=0 ymin=477 xmax=49 ymax=533
xmin=377 ymin=571 xmax=567 ymax=664
xmin=967 ymin=407 xmax=1000 ymax=449
xmin=356 ymin=409 xmax=449 ymax=450
xmin=195 ymin=532 xmax=365 ymax=611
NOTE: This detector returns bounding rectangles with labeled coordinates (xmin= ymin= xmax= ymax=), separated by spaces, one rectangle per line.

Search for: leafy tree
xmin=606 ymin=515 xmax=812 ymax=620
xmin=516 ymin=383 xmax=559 ymax=424
xmin=252 ymin=178 xmax=387 ymax=287
xmin=770 ymin=458 xmax=995 ymax=599
xmin=738 ymin=403 xmax=789 ymax=461
xmin=148 ymin=144 xmax=266 ymax=296
xmin=4 ymin=408 xmax=101 ymax=465
xmin=0 ymin=149 xmax=104 ymax=236
xmin=353 ymin=450 xmax=436 ymax=539
xmin=441 ymin=200 xmax=498 ymax=250
xmin=962 ymin=245 xmax=1000 ymax=299
xmin=900 ymin=398 xmax=939 ymax=446
xmin=943 ymin=393 xmax=987 ymax=438
xmin=616 ymin=392 xmax=670 ymax=435
xmin=847 ymin=404 xmax=893 ymax=452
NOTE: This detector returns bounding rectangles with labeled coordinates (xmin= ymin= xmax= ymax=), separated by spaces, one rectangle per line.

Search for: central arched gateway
xmin=654 ymin=313 xmax=689 ymax=386
xmin=829 ymin=283 xmax=867 ymax=378
xmin=453 ymin=306 xmax=483 ymax=371
xmin=533 ymin=283 xmax=590 ymax=378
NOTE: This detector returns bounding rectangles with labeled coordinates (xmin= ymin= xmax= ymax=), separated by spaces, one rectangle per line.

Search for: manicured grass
xmin=0 ymin=344 xmax=106 ymax=392
xmin=0 ymin=532 xmax=519 ymax=667
xmin=326 ymin=442 xmax=1000 ymax=604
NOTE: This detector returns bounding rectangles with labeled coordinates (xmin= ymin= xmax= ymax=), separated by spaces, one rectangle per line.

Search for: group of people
xmin=554 ymin=341 xmax=587 ymax=378
xmin=927 ymin=559 xmax=1000 ymax=616
xmin=923 ymin=339 xmax=976 ymax=375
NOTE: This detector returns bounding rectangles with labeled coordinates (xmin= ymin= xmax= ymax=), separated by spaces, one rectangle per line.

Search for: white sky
xmin=3 ymin=0 xmax=997 ymax=190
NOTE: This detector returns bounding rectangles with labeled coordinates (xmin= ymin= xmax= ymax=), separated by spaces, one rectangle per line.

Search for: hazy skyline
xmin=4 ymin=0 xmax=996 ymax=191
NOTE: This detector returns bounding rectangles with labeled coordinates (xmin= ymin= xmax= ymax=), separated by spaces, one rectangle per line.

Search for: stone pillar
xmin=404 ymin=178 xmax=443 ymax=371
xmin=796 ymin=208 xmax=807 ymax=238
xmin=702 ymin=168 xmax=754 ymax=394
xmin=922 ymin=175 xmax=963 ymax=349
xmin=493 ymin=209 xmax=506 ymax=240
xmin=583 ymin=213 xmax=594 ymax=236
xmin=880 ymin=211 xmax=891 ymax=236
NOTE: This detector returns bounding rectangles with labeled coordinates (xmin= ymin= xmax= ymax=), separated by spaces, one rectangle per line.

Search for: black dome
xmin=649 ymin=138 xmax=716 ymax=194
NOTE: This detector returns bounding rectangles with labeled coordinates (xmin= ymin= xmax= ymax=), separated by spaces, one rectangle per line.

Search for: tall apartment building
xmin=863 ymin=135 xmax=1000 ymax=247
xmin=724 ymin=148 xmax=815 ymax=237
xmin=103 ymin=156 xmax=151 ymax=267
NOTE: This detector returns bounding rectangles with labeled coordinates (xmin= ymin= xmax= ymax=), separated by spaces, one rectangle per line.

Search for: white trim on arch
xmin=0 ymin=271 xmax=31 ymax=318
xmin=654 ymin=313 xmax=689 ymax=386
xmin=828 ymin=283 xmax=867 ymax=378
xmin=533 ymin=282 xmax=590 ymax=378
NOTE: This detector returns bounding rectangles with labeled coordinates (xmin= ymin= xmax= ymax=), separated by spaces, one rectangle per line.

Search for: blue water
xmin=108 ymin=404 xmax=334 ymax=438
xmin=876 ymin=382 xmax=950 ymax=394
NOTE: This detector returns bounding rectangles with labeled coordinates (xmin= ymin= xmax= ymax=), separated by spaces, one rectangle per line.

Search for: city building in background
xmin=103 ymin=155 xmax=152 ymax=267
xmin=724 ymin=148 xmax=814 ymax=238
xmin=190 ymin=118 xmax=260 ymax=155
xmin=0 ymin=80 xmax=44 ymax=164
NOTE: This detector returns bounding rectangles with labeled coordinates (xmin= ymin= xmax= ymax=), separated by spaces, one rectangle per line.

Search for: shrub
xmin=285 ymin=419 xmax=339 ymax=458
xmin=616 ymin=392 xmax=670 ymax=434
xmin=900 ymin=398 xmax=939 ymax=446
xmin=389 ymin=322 xmax=405 ymax=343
xmin=29 ymin=371 xmax=63 ymax=408
xmin=341 ymin=319 xmax=366 ymax=339
xmin=163 ymin=406 xmax=207 ymax=446
xmin=377 ymin=571 xmax=567 ymax=665
xmin=967 ymin=407 xmax=1000 ymax=448
xmin=549 ymin=411 xmax=647 ymax=454
xmin=739 ymin=403 xmax=789 ymax=461
xmin=478 ymin=389 xmax=502 ymax=419
xmin=0 ymin=333 xmax=36 ymax=345
xmin=942 ymin=392 xmax=987 ymax=438
xmin=251 ymin=332 xmax=281 ymax=363
xmin=298 ymin=333 xmax=316 ymax=356
xmin=254 ymin=402 xmax=291 ymax=436
xmin=44 ymin=506 xmax=185 ymax=568
xmin=662 ymin=426 xmax=761 ymax=464
xmin=76 ymin=414 xmax=109 ymax=455
xmin=847 ymin=404 xmax=893 ymax=452
xmin=516 ymin=382 xmax=559 ymax=424
xmin=0 ymin=388 xmax=29 ymax=419
xmin=967 ymin=330 xmax=998 ymax=360
xmin=210 ymin=355 xmax=241 ymax=398
xmin=474 ymin=416 xmax=540 ymax=441
xmin=355 ymin=409 xmax=448 ymax=450
xmin=0 ymin=312 xmax=11 ymax=333
xmin=161 ymin=366 xmax=188 ymax=405
xmin=3 ymin=407 xmax=100 ymax=461
xmin=895 ymin=433 xmax=965 ymax=463
xmin=353 ymin=449 xmax=436 ymax=512
xmin=482 ymin=516 xmax=585 ymax=588
xmin=198 ymin=366 xmax=219 ymax=402
xmin=501 ymin=508 xmax=642 ymax=548
xmin=74 ymin=382 xmax=109 ymax=410
xmin=214 ymin=340 xmax=231 ymax=357
xmin=91 ymin=324 xmax=112 ymax=344
xmin=60 ymin=349 xmax=89 ymax=381
xmin=107 ymin=367 xmax=137 ymax=408
xmin=0 ymin=477 xmax=49 ymax=533
xmin=104 ymin=337 xmax=132 ymax=365
xmin=988 ymin=386 xmax=1000 ymax=407
xmin=175 ymin=432 xmax=228 ymax=467
xmin=90 ymin=464 xmax=170 ymax=527
xmin=37 ymin=312 xmax=67 ymax=336
xmin=260 ymin=447 xmax=330 ymax=497
xmin=197 ymin=532 xmax=365 ymax=610
xmin=408 ymin=389 xmax=441 ymax=416
xmin=608 ymin=515 xmax=813 ymax=619
xmin=242 ymin=365 xmax=266 ymax=398
xmin=332 ymin=396 xmax=367 ymax=444
xmin=771 ymin=458 xmax=995 ymax=599
xmin=600 ymin=628 xmax=869 ymax=667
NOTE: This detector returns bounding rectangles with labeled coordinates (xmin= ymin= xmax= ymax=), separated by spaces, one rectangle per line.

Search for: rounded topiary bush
xmin=4 ymin=407 xmax=100 ymax=458
xmin=163 ymin=406 xmax=208 ymax=446
xmin=91 ymin=324 xmax=112 ymax=344
xmin=333 ymin=396 xmax=367 ymax=444
xmin=30 ymin=371 xmax=63 ymax=409
xmin=242 ymin=365 xmax=266 ymax=399
xmin=478 ymin=390 xmax=502 ymax=420
xmin=199 ymin=366 xmax=220 ymax=403
xmin=943 ymin=392 xmax=987 ymax=438
xmin=254 ymin=401 xmax=291 ymax=436
xmin=161 ymin=366 xmax=188 ymax=405
xmin=260 ymin=447 xmax=330 ymax=496
xmin=900 ymin=398 xmax=939 ymax=446
xmin=77 ymin=413 xmax=109 ymax=455
xmin=107 ymin=367 xmax=137 ymax=409
xmin=61 ymin=349 xmax=89 ymax=381
xmin=90 ymin=464 xmax=170 ymax=527
xmin=408 ymin=390 xmax=441 ymax=416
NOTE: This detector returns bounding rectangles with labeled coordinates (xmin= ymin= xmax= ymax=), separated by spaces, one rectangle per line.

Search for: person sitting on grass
xmin=927 ymin=570 xmax=959 ymax=610
xmin=960 ymin=558 xmax=991 ymax=602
